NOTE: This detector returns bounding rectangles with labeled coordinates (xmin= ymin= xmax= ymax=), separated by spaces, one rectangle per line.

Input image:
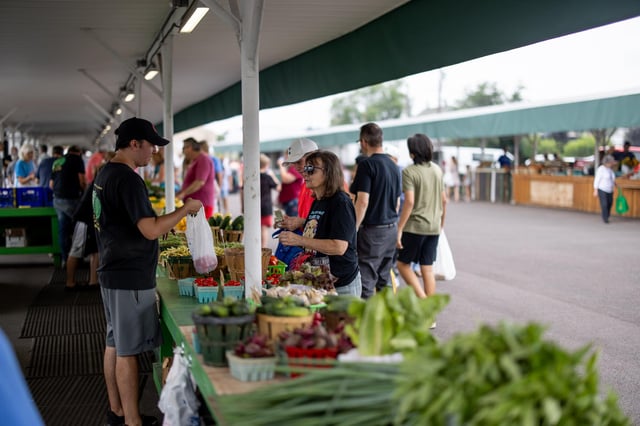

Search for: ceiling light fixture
xmin=144 ymin=63 xmax=159 ymax=80
xmin=180 ymin=6 xmax=209 ymax=33
xmin=124 ymin=91 xmax=135 ymax=102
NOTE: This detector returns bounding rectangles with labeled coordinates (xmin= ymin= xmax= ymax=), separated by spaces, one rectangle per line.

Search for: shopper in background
xmin=85 ymin=148 xmax=106 ymax=184
xmin=593 ymin=154 xmax=617 ymax=224
xmin=51 ymin=145 xmax=86 ymax=264
xmin=14 ymin=144 xmax=37 ymax=188
xmin=278 ymin=150 xmax=361 ymax=296
xmin=351 ymin=123 xmax=401 ymax=298
xmin=277 ymin=149 xmax=304 ymax=217
xmin=37 ymin=145 xmax=63 ymax=187
xmin=259 ymin=154 xmax=281 ymax=247
xmin=280 ymin=138 xmax=318 ymax=221
xmin=396 ymin=134 xmax=446 ymax=325
xmin=4 ymin=146 xmax=18 ymax=187
xmin=177 ymin=137 xmax=215 ymax=218
xmin=93 ymin=117 xmax=202 ymax=426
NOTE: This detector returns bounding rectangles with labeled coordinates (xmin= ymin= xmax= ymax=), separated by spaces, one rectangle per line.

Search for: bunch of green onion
xmin=217 ymin=362 xmax=398 ymax=425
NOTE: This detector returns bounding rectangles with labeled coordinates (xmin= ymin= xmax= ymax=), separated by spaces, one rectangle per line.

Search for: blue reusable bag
xmin=272 ymin=228 xmax=304 ymax=270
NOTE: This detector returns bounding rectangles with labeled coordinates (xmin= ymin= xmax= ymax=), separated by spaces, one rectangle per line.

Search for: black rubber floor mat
xmin=20 ymin=304 xmax=105 ymax=338
xmin=48 ymin=266 xmax=89 ymax=286
xmin=27 ymin=333 xmax=105 ymax=377
xmin=28 ymin=375 xmax=109 ymax=426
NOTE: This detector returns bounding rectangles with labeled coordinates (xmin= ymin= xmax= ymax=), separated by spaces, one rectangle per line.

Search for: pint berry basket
xmin=284 ymin=347 xmax=338 ymax=377
xmin=226 ymin=351 xmax=277 ymax=382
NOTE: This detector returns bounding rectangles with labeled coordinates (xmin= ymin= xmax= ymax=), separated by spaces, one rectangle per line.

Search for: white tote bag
xmin=433 ymin=230 xmax=456 ymax=281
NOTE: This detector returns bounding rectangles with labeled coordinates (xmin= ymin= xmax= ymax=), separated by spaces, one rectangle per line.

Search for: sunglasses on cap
xmin=302 ymin=164 xmax=325 ymax=175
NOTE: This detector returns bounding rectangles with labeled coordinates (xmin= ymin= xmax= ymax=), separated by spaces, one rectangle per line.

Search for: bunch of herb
xmin=393 ymin=322 xmax=629 ymax=425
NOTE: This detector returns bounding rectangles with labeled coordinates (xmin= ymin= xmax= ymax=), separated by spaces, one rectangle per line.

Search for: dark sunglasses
xmin=303 ymin=164 xmax=325 ymax=175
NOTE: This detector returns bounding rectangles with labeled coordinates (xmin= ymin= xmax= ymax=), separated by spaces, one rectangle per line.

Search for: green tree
xmin=563 ymin=134 xmax=596 ymax=157
xmin=455 ymin=82 xmax=523 ymax=109
xmin=330 ymin=81 xmax=411 ymax=125
xmin=538 ymin=138 xmax=559 ymax=157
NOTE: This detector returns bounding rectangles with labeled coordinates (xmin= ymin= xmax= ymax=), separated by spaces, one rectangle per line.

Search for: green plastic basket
xmin=192 ymin=313 xmax=255 ymax=367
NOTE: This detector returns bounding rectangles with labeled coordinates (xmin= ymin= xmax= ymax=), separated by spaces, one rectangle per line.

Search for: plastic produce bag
xmin=433 ymin=230 xmax=456 ymax=281
xmin=615 ymin=189 xmax=629 ymax=215
xmin=158 ymin=347 xmax=200 ymax=426
xmin=186 ymin=207 xmax=218 ymax=274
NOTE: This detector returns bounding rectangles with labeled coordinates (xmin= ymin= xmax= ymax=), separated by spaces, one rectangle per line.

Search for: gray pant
xmin=357 ymin=224 xmax=397 ymax=298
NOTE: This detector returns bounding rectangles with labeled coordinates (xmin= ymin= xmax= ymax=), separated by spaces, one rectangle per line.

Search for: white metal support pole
xmin=239 ymin=0 xmax=264 ymax=297
xmin=162 ymin=34 xmax=176 ymax=214
xmin=490 ymin=169 xmax=496 ymax=203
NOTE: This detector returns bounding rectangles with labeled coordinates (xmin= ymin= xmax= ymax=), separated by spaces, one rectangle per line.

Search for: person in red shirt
xmin=280 ymin=138 xmax=318 ymax=220
xmin=277 ymin=151 xmax=303 ymax=217
xmin=85 ymin=149 xmax=106 ymax=184
xmin=177 ymin=138 xmax=216 ymax=218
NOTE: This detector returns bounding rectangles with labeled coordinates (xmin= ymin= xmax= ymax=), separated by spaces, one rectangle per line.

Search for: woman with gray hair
xmin=593 ymin=155 xmax=617 ymax=224
xmin=14 ymin=144 xmax=37 ymax=187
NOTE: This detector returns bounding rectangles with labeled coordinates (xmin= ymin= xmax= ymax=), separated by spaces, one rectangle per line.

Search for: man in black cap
xmin=93 ymin=117 xmax=202 ymax=426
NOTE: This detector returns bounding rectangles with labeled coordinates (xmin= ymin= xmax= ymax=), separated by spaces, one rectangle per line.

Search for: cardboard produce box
xmin=5 ymin=228 xmax=27 ymax=247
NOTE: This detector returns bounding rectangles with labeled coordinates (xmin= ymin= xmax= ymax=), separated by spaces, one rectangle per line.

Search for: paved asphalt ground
xmin=1 ymin=194 xmax=638 ymax=423
xmin=432 ymin=201 xmax=640 ymax=424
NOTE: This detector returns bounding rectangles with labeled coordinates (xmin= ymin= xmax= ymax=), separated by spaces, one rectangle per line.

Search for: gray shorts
xmin=101 ymin=287 xmax=162 ymax=356
xmin=68 ymin=222 xmax=87 ymax=258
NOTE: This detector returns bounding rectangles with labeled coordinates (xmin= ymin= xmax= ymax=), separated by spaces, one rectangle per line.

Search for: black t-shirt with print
xmin=51 ymin=153 xmax=85 ymax=199
xmin=303 ymin=191 xmax=358 ymax=287
xmin=93 ymin=162 xmax=158 ymax=290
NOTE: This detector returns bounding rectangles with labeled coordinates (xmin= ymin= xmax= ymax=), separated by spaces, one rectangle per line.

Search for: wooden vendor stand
xmin=0 ymin=207 xmax=62 ymax=266
xmin=155 ymin=271 xmax=285 ymax=424
xmin=512 ymin=173 xmax=640 ymax=218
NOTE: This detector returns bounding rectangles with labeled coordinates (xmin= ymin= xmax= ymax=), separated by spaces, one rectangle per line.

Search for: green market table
xmin=0 ymin=207 xmax=61 ymax=266
xmin=155 ymin=274 xmax=284 ymax=424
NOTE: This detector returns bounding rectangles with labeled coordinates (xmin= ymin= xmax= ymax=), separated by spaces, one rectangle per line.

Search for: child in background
xmin=260 ymin=154 xmax=281 ymax=247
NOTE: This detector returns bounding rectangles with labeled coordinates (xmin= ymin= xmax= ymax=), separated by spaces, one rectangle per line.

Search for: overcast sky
xmin=199 ymin=16 xmax=640 ymax=143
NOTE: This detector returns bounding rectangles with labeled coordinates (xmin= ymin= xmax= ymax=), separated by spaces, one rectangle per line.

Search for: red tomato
xmin=226 ymin=280 xmax=242 ymax=287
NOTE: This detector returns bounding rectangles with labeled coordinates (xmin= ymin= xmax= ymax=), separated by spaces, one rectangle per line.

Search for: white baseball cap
xmin=283 ymin=138 xmax=318 ymax=164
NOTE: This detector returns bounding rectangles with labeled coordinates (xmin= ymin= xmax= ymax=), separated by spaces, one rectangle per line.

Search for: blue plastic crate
xmin=0 ymin=188 xmax=14 ymax=208
xmin=42 ymin=187 xmax=54 ymax=207
xmin=16 ymin=187 xmax=44 ymax=207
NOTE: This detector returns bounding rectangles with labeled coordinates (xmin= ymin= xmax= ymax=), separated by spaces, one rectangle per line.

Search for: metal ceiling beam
xmin=82 ymin=28 xmax=164 ymax=100
xmin=78 ymin=69 xmax=135 ymax=116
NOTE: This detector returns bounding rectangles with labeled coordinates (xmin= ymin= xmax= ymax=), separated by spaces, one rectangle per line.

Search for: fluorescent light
xmin=124 ymin=92 xmax=135 ymax=102
xmin=180 ymin=7 xmax=209 ymax=33
xmin=115 ymin=107 xmax=122 ymax=115
xmin=144 ymin=68 xmax=159 ymax=80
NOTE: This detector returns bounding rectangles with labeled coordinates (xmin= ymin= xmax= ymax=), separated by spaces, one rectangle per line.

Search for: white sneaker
xmin=430 ymin=321 xmax=437 ymax=329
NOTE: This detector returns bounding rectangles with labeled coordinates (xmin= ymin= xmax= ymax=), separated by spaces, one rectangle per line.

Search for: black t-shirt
xmin=51 ymin=153 xmax=85 ymax=199
xmin=303 ymin=191 xmax=359 ymax=287
xmin=350 ymin=153 xmax=401 ymax=225
xmin=260 ymin=172 xmax=278 ymax=216
xmin=93 ymin=162 xmax=158 ymax=290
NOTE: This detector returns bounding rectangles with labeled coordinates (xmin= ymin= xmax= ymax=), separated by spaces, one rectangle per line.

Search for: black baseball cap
xmin=115 ymin=117 xmax=170 ymax=150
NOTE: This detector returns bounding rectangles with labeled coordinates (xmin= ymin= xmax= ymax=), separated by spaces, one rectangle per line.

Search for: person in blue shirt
xmin=36 ymin=145 xmax=63 ymax=187
xmin=14 ymin=144 xmax=37 ymax=187
xmin=0 ymin=328 xmax=45 ymax=425
xmin=497 ymin=147 xmax=513 ymax=202
xmin=497 ymin=147 xmax=513 ymax=170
